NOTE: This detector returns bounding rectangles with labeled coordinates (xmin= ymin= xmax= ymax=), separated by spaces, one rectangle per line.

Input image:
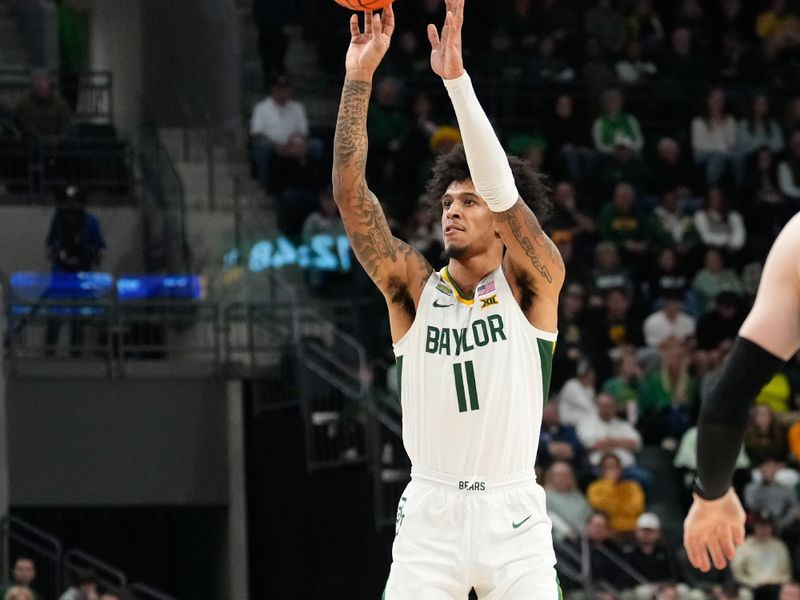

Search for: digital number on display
xmin=224 ymin=234 xmax=353 ymax=273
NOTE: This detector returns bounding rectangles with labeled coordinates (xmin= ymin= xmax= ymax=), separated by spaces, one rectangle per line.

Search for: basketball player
xmin=684 ymin=214 xmax=800 ymax=572
xmin=332 ymin=1 xmax=564 ymax=597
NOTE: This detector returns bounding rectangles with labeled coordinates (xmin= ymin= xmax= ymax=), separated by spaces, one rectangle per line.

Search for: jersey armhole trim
xmin=529 ymin=325 xmax=558 ymax=342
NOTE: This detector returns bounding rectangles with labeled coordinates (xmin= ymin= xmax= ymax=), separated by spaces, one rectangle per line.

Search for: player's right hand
xmin=683 ymin=488 xmax=746 ymax=572
xmin=428 ymin=0 xmax=465 ymax=80
xmin=345 ymin=6 xmax=395 ymax=80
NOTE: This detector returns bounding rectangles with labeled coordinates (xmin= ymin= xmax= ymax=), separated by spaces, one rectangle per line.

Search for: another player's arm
xmin=333 ymin=9 xmax=432 ymax=338
xmin=429 ymin=0 xmax=563 ymax=330
xmin=695 ymin=214 xmax=800 ymax=500
xmin=685 ymin=215 xmax=800 ymax=573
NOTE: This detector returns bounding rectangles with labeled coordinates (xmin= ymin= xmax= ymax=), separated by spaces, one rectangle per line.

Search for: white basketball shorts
xmin=383 ymin=467 xmax=561 ymax=599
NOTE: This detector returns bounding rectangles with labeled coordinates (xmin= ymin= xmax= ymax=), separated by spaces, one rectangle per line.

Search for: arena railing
xmin=0 ymin=139 xmax=132 ymax=203
xmin=5 ymin=297 xmax=220 ymax=378
xmin=1 ymin=516 xmax=180 ymax=599
xmin=223 ymin=301 xmax=297 ymax=377
xmin=138 ymin=113 xmax=191 ymax=273
xmin=367 ymin=385 xmax=408 ymax=533
xmin=0 ymin=69 xmax=113 ymax=124
xmin=63 ymin=549 xmax=127 ymax=593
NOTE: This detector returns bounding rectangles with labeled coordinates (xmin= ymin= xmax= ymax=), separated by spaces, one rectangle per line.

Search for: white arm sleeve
xmin=443 ymin=72 xmax=519 ymax=212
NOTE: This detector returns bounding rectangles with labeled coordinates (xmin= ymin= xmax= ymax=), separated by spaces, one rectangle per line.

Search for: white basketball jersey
xmin=393 ymin=266 xmax=557 ymax=478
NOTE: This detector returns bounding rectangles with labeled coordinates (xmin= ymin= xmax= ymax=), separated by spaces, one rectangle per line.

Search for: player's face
xmin=441 ymin=179 xmax=500 ymax=260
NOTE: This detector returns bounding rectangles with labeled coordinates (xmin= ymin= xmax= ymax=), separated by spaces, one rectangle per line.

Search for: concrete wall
xmin=0 ymin=205 xmax=144 ymax=277
xmin=141 ymin=0 xmax=241 ymax=128
xmin=6 ymin=377 xmax=228 ymax=506
xmin=89 ymin=0 xmax=144 ymax=137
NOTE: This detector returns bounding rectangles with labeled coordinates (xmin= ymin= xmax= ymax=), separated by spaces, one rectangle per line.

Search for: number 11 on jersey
xmin=453 ymin=360 xmax=480 ymax=413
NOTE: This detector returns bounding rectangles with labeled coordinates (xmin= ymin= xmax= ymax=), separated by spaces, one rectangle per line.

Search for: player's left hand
xmin=427 ymin=0 xmax=465 ymax=80
xmin=683 ymin=488 xmax=746 ymax=572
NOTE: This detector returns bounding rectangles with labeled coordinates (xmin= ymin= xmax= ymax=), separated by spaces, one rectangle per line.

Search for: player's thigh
xmin=384 ymin=524 xmax=467 ymax=600
xmin=476 ymin=484 xmax=559 ymax=599
xmin=383 ymin=571 xmax=466 ymax=600
xmin=481 ymin=564 xmax=561 ymax=600
xmin=385 ymin=481 xmax=467 ymax=599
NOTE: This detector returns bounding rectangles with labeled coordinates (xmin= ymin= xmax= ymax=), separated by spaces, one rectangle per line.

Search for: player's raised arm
xmin=332 ymin=7 xmax=432 ymax=315
xmin=428 ymin=0 xmax=564 ymax=331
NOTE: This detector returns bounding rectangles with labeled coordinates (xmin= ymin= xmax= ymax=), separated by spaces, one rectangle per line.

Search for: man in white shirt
xmin=643 ymin=290 xmax=696 ymax=349
xmin=577 ymin=393 xmax=642 ymax=468
xmin=557 ymin=359 xmax=597 ymax=427
xmin=250 ymin=76 xmax=319 ymax=190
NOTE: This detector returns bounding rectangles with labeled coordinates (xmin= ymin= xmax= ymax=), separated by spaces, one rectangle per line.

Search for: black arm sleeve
xmin=695 ymin=336 xmax=785 ymax=500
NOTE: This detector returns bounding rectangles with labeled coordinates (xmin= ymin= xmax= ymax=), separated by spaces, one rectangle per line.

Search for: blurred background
xmin=2 ymin=0 xmax=800 ymax=599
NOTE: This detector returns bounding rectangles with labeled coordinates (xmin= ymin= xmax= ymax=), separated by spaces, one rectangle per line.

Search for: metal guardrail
xmin=368 ymin=388 xmax=409 ymax=533
xmin=138 ymin=116 xmax=190 ymax=273
xmin=223 ymin=301 xmax=296 ymax=375
xmin=0 ymin=140 xmax=132 ymax=201
xmin=548 ymin=503 xmax=654 ymax=597
xmin=5 ymin=298 xmax=220 ymax=377
xmin=1 ymin=517 xmax=178 ymax=600
xmin=64 ymin=549 xmax=127 ymax=592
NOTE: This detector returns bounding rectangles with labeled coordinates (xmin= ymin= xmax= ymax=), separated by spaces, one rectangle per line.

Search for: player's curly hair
xmin=426 ymin=144 xmax=552 ymax=224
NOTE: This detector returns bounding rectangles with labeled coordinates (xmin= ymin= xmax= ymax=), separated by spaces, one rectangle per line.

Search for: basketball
xmin=333 ymin=0 xmax=394 ymax=11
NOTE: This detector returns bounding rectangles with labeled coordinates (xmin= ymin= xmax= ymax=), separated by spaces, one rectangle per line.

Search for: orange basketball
xmin=333 ymin=0 xmax=394 ymax=11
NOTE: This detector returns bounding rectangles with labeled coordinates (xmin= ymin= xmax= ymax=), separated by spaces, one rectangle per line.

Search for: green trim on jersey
xmin=537 ymin=338 xmax=555 ymax=401
xmin=465 ymin=360 xmax=479 ymax=411
xmin=442 ymin=267 xmax=475 ymax=303
xmin=453 ymin=362 xmax=468 ymax=413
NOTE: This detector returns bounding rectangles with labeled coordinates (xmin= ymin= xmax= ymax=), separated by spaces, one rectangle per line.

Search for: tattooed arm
xmin=332 ymin=8 xmax=432 ymax=340
xmin=495 ymin=201 xmax=565 ymax=332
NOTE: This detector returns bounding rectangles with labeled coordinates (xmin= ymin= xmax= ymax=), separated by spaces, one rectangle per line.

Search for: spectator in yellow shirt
xmin=757 ymin=0 xmax=800 ymax=61
xmin=587 ymin=452 xmax=645 ymax=535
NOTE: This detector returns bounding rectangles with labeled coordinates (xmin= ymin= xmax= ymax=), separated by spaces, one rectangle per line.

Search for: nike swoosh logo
xmin=512 ymin=514 xmax=533 ymax=529
xmin=433 ymin=300 xmax=454 ymax=308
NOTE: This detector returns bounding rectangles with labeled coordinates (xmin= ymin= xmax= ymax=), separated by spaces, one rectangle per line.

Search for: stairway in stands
xmin=0 ymin=0 xmax=31 ymax=68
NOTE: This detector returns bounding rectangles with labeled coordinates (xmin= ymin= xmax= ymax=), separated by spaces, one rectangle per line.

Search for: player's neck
xmin=446 ymin=256 xmax=501 ymax=300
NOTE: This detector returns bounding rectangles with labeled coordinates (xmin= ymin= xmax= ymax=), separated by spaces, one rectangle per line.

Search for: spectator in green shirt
xmin=691 ymin=247 xmax=744 ymax=312
xmin=601 ymin=351 xmax=642 ymax=422
xmin=592 ymin=88 xmax=644 ymax=155
xmin=638 ymin=338 xmax=699 ymax=446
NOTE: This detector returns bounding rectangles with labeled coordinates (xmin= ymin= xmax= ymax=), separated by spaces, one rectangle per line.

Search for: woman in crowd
xmin=691 ymin=88 xmax=736 ymax=185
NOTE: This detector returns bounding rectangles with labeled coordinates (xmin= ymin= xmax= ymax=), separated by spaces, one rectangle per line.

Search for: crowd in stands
xmin=0 ymin=68 xmax=128 ymax=198
xmin=0 ymin=558 xmax=123 ymax=600
xmin=252 ymin=0 xmax=800 ymax=597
